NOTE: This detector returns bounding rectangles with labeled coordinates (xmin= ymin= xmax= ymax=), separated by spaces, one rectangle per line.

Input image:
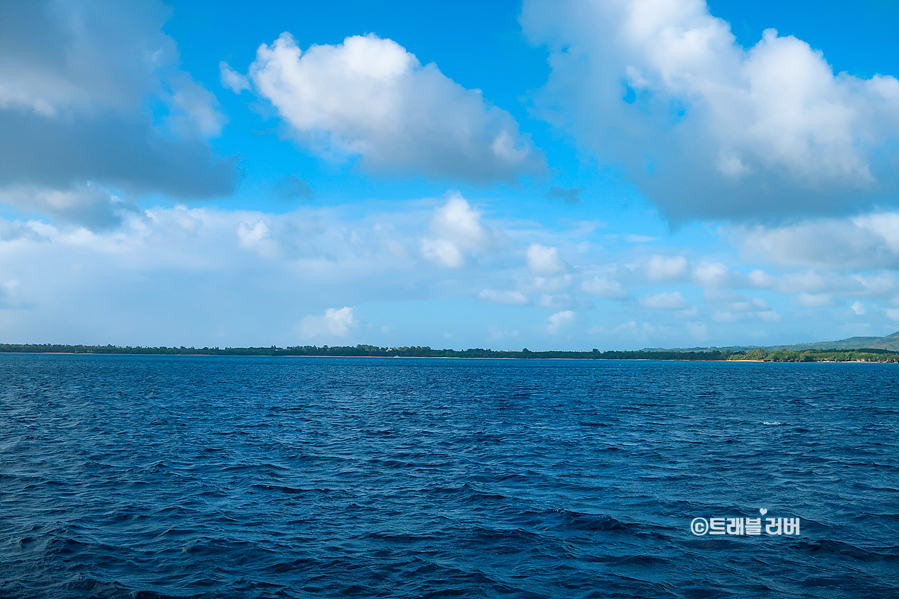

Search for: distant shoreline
xmin=1 ymin=344 xmax=897 ymax=363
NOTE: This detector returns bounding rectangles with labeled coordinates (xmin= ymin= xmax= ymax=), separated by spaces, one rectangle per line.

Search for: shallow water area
xmin=1 ymin=354 xmax=897 ymax=598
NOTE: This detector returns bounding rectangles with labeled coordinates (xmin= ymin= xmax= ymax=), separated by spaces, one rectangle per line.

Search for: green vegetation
xmin=727 ymin=348 xmax=899 ymax=363
xmin=729 ymin=348 xmax=768 ymax=360
xmin=2 ymin=344 xmax=896 ymax=362
xmin=0 ymin=343 xmax=726 ymax=360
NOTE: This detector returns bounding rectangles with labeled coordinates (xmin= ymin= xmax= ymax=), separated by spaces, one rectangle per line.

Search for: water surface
xmin=1 ymin=355 xmax=897 ymax=597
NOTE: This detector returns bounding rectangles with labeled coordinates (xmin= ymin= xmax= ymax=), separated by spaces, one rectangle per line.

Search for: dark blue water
xmin=1 ymin=355 xmax=897 ymax=598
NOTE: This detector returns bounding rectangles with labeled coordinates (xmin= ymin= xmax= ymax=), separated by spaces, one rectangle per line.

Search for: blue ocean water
xmin=1 ymin=355 xmax=897 ymax=598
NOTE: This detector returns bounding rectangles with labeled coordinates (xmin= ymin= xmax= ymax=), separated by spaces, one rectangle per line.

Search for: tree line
xmin=3 ymin=344 xmax=896 ymax=362
xmin=0 ymin=343 xmax=726 ymax=360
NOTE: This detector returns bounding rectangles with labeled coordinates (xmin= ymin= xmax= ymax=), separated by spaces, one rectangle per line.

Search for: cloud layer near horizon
xmin=3 ymin=193 xmax=899 ymax=348
xmin=521 ymin=0 xmax=899 ymax=222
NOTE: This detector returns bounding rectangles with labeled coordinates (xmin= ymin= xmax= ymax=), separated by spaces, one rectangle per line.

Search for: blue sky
xmin=2 ymin=0 xmax=899 ymax=350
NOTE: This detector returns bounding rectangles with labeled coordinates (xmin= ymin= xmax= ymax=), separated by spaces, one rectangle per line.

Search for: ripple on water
xmin=1 ymin=355 xmax=897 ymax=598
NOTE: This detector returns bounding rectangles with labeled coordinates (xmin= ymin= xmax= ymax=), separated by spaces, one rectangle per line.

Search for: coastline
xmin=1 ymin=344 xmax=897 ymax=363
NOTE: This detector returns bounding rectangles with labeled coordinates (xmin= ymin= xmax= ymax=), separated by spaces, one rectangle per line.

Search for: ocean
xmin=1 ymin=354 xmax=897 ymax=598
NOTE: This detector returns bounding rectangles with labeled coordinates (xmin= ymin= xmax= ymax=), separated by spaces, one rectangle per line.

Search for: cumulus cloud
xmin=582 ymin=276 xmax=629 ymax=299
xmin=236 ymin=220 xmax=281 ymax=259
xmin=640 ymin=290 xmax=688 ymax=310
xmin=526 ymin=243 xmax=568 ymax=275
xmin=692 ymin=262 xmax=731 ymax=287
xmin=421 ymin=193 xmax=500 ymax=268
xmin=244 ymin=33 xmax=544 ymax=182
xmin=0 ymin=0 xmax=235 ymax=226
xmin=546 ymin=310 xmax=576 ymax=334
xmin=537 ymin=294 xmax=593 ymax=311
xmin=522 ymin=0 xmax=899 ymax=221
xmin=705 ymin=289 xmax=779 ymax=322
xmin=169 ymin=76 xmax=227 ymax=138
xmin=731 ymin=266 xmax=899 ymax=304
xmin=704 ymin=289 xmax=770 ymax=312
xmin=479 ymin=289 xmax=531 ymax=305
xmin=0 ymin=219 xmax=45 ymax=243
xmin=421 ymin=238 xmax=465 ymax=268
xmin=299 ymin=307 xmax=358 ymax=338
xmin=219 ymin=61 xmax=250 ymax=93
xmin=0 ymin=185 xmax=137 ymax=230
xmin=796 ymin=292 xmax=833 ymax=308
xmin=645 ymin=255 xmax=688 ymax=280
xmin=738 ymin=212 xmax=899 ymax=269
xmin=748 ymin=269 xmax=776 ymax=288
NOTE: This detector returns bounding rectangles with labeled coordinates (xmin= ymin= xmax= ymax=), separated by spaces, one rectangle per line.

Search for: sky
xmin=1 ymin=0 xmax=899 ymax=350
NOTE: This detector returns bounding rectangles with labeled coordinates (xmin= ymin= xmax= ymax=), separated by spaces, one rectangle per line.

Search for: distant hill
xmin=766 ymin=331 xmax=899 ymax=352
xmin=645 ymin=330 xmax=899 ymax=353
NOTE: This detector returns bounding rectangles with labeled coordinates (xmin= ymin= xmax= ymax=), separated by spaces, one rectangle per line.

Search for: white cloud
xmin=536 ymin=294 xmax=593 ymax=310
xmin=299 ymin=307 xmax=358 ymax=338
xmin=522 ymin=0 xmax=899 ymax=220
xmin=640 ymin=291 xmax=688 ymax=310
xmin=245 ymin=33 xmax=544 ymax=182
xmin=421 ymin=238 xmax=464 ymax=268
xmin=236 ymin=220 xmax=279 ymax=259
xmin=546 ymin=310 xmax=576 ymax=334
xmin=693 ymin=262 xmax=730 ymax=287
xmin=765 ymin=270 xmax=899 ymax=301
xmin=645 ymin=255 xmax=688 ymax=280
xmin=522 ymin=273 xmax=573 ymax=294
xmin=169 ymin=76 xmax=226 ymax=138
xmin=430 ymin=194 xmax=493 ymax=251
xmin=704 ymin=289 xmax=770 ymax=313
xmin=479 ymin=289 xmax=530 ymax=305
xmin=748 ymin=269 xmax=775 ymax=288
xmin=582 ymin=276 xmax=629 ymax=299
xmin=851 ymin=301 xmax=866 ymax=316
xmin=420 ymin=194 xmax=498 ymax=268
xmin=797 ymin=292 xmax=834 ymax=308
xmin=526 ymin=243 xmax=567 ymax=275
xmin=886 ymin=308 xmax=899 ymax=321
xmin=778 ymin=271 xmax=831 ymax=294
xmin=739 ymin=212 xmax=899 ymax=269
xmin=219 ymin=61 xmax=250 ymax=93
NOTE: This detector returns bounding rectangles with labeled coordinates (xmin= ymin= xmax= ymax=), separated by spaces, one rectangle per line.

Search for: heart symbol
xmin=759 ymin=508 xmax=768 ymax=515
